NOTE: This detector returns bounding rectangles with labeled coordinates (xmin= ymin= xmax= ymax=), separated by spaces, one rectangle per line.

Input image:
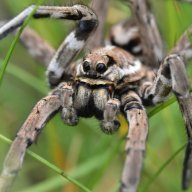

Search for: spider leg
xmin=140 ymin=54 xmax=192 ymax=189
xmin=171 ymin=26 xmax=192 ymax=63
xmin=0 ymin=89 xmax=65 ymax=191
xmin=0 ymin=5 xmax=98 ymax=87
xmin=109 ymin=18 xmax=143 ymax=60
xmin=120 ymin=91 xmax=148 ymax=192
xmin=128 ymin=0 xmax=163 ymax=67
xmin=1 ymin=19 xmax=78 ymax=90
xmin=101 ymin=98 xmax=121 ymax=134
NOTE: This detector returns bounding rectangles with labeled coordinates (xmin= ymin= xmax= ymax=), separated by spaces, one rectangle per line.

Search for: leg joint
xmin=77 ymin=19 xmax=98 ymax=34
xmin=124 ymin=102 xmax=143 ymax=111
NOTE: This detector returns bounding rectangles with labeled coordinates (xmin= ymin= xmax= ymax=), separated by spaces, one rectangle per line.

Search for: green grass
xmin=0 ymin=0 xmax=44 ymax=86
xmin=0 ymin=0 xmax=192 ymax=192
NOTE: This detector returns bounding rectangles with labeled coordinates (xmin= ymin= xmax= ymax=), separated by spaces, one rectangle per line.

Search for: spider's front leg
xmin=0 ymin=82 xmax=76 ymax=192
xmin=141 ymin=54 xmax=192 ymax=189
xmin=0 ymin=5 xmax=98 ymax=87
xmin=0 ymin=94 xmax=61 ymax=192
xmin=120 ymin=91 xmax=148 ymax=192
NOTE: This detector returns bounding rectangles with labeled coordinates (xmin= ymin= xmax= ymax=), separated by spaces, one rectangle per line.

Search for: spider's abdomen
xmin=74 ymin=83 xmax=110 ymax=119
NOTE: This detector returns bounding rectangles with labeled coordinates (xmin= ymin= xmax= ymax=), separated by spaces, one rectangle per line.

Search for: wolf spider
xmin=0 ymin=0 xmax=192 ymax=192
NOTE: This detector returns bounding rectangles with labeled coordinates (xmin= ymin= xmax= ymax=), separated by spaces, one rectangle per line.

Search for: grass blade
xmin=5 ymin=63 xmax=47 ymax=94
xmin=19 ymin=150 xmax=112 ymax=192
xmin=148 ymin=97 xmax=176 ymax=118
xmin=0 ymin=134 xmax=92 ymax=192
xmin=142 ymin=143 xmax=186 ymax=192
xmin=0 ymin=0 xmax=44 ymax=87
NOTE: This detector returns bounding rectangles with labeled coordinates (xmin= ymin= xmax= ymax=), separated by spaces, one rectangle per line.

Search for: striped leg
xmin=0 ymin=5 xmax=98 ymax=87
xmin=120 ymin=91 xmax=148 ymax=192
xmin=141 ymin=54 xmax=192 ymax=189
xmin=0 ymin=20 xmax=76 ymax=83
xmin=109 ymin=18 xmax=143 ymax=60
xmin=0 ymin=94 xmax=61 ymax=192
xmin=128 ymin=0 xmax=163 ymax=67
xmin=1 ymin=20 xmax=75 ymax=76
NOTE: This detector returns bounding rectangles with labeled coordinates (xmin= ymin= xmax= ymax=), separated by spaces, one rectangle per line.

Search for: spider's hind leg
xmin=109 ymin=0 xmax=163 ymax=67
xmin=128 ymin=0 xmax=163 ymax=66
xmin=140 ymin=54 xmax=192 ymax=190
xmin=167 ymin=55 xmax=192 ymax=190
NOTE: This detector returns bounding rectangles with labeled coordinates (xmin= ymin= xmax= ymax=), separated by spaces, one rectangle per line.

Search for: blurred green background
xmin=0 ymin=0 xmax=192 ymax=192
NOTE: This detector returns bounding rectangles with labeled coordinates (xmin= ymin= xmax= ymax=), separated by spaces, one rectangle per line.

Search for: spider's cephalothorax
xmin=0 ymin=1 xmax=192 ymax=192
xmin=69 ymin=45 xmax=145 ymax=134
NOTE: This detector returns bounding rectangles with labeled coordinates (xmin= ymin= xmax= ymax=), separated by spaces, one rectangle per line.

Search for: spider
xmin=0 ymin=0 xmax=192 ymax=191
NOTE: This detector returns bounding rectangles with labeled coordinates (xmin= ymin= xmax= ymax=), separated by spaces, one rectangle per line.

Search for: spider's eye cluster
xmin=83 ymin=61 xmax=91 ymax=72
xmin=96 ymin=63 xmax=107 ymax=73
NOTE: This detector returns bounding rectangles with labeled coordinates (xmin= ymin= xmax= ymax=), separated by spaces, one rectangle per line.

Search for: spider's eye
xmin=96 ymin=63 xmax=107 ymax=73
xmin=83 ymin=61 xmax=91 ymax=72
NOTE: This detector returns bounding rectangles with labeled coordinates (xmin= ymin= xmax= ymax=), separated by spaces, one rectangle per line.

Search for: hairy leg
xmin=0 ymin=81 xmax=78 ymax=191
xmin=0 ymin=5 xmax=98 ymax=87
xmin=128 ymin=0 xmax=163 ymax=67
xmin=0 ymin=94 xmax=61 ymax=192
xmin=140 ymin=54 xmax=192 ymax=189
xmin=120 ymin=91 xmax=148 ymax=192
